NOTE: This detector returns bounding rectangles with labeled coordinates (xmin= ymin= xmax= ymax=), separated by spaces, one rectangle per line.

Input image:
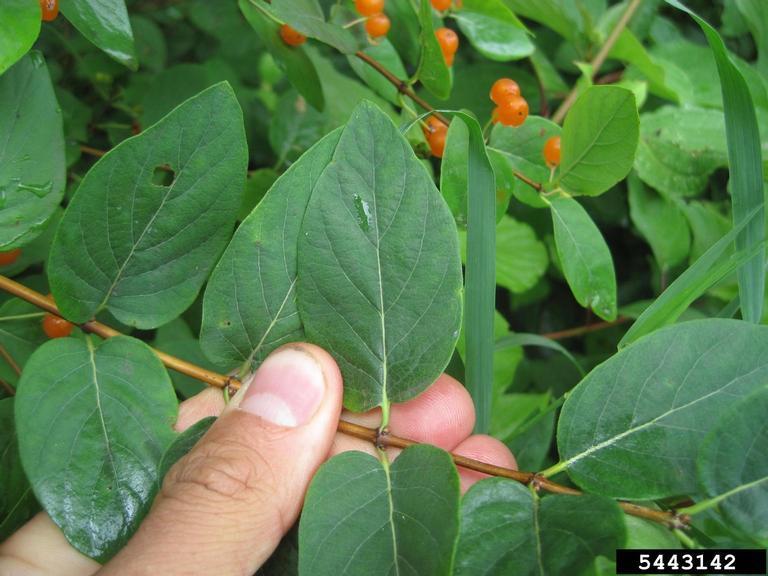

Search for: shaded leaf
xmin=455 ymin=479 xmax=625 ymax=575
xmin=0 ymin=0 xmax=40 ymax=75
xmin=556 ymin=319 xmax=768 ymax=499
xmin=202 ymin=130 xmax=340 ymax=371
xmin=0 ymin=53 xmax=65 ymax=250
xmin=0 ymin=398 xmax=38 ymax=540
xmin=452 ymin=0 xmax=533 ymax=62
xmin=299 ymin=446 xmax=460 ymax=576
xmin=0 ymin=298 xmax=46 ymax=389
xmin=15 ymin=336 xmax=178 ymax=560
xmin=270 ymin=0 xmax=357 ymax=53
xmin=49 ymin=83 xmax=247 ymax=329
xmin=415 ymin=0 xmax=452 ymax=100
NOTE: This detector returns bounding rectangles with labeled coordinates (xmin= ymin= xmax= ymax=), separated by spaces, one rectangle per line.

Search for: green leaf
xmin=549 ymin=196 xmax=617 ymax=321
xmin=452 ymin=0 xmax=533 ymax=62
xmin=202 ymin=130 xmax=340 ymax=371
xmin=634 ymin=107 xmax=728 ymax=199
xmin=240 ymin=0 xmax=325 ymax=111
xmin=555 ymin=319 xmax=768 ymax=499
xmin=501 ymin=0 xmax=583 ymax=42
xmin=736 ymin=0 xmax=768 ymax=77
xmin=627 ymin=172 xmax=690 ymax=270
xmin=694 ymin=387 xmax=768 ymax=545
xmin=348 ymin=40 xmax=408 ymax=106
xmin=496 ymin=333 xmax=584 ymax=377
xmin=455 ymin=479 xmax=625 ymax=575
xmin=0 ymin=53 xmax=65 ymax=250
xmin=489 ymin=116 xmax=561 ymax=208
xmin=0 ymin=398 xmax=38 ymax=540
xmin=60 ymin=0 xmax=137 ymax=69
xmin=297 ymin=103 xmax=462 ymax=411
xmin=157 ymin=416 xmax=216 ymax=484
xmin=15 ymin=336 xmax=178 ymax=560
xmin=619 ymin=208 xmax=762 ymax=346
xmin=415 ymin=0 xmax=452 ymax=100
xmin=386 ymin=0 xmax=422 ymax=66
xmin=0 ymin=298 xmax=46 ymax=389
xmin=270 ymin=0 xmax=357 ymax=53
xmin=154 ymin=319 xmax=224 ymax=399
xmin=666 ymin=0 xmax=766 ymax=324
xmin=298 ymin=445 xmax=460 ymax=575
xmin=0 ymin=0 xmax=40 ymax=75
xmin=48 ymin=83 xmax=247 ymax=329
xmin=558 ymin=86 xmax=639 ymax=197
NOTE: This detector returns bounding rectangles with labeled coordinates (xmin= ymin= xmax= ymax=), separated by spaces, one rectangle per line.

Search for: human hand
xmin=0 ymin=343 xmax=516 ymax=576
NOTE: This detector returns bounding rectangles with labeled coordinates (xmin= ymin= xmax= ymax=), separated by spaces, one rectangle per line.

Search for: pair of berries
xmin=0 ymin=249 xmax=21 ymax=266
xmin=436 ymin=28 xmax=458 ymax=67
xmin=423 ymin=115 xmax=447 ymax=158
xmin=39 ymin=0 xmax=58 ymax=21
xmin=354 ymin=0 xmax=391 ymax=38
xmin=489 ymin=78 xmax=529 ymax=127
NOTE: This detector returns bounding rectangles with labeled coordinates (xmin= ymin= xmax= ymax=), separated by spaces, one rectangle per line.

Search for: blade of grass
xmin=666 ymin=0 xmax=765 ymax=323
xmin=620 ymin=207 xmax=764 ymax=347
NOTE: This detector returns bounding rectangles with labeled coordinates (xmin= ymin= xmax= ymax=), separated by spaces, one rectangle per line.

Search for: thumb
xmin=100 ymin=343 xmax=343 ymax=576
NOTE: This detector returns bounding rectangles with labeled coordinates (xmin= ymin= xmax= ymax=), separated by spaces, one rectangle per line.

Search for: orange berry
xmin=42 ymin=314 xmax=73 ymax=338
xmin=493 ymin=96 xmax=529 ymax=127
xmin=444 ymin=53 xmax=454 ymax=67
xmin=435 ymin=27 xmax=459 ymax=57
xmin=39 ymin=0 xmax=58 ymax=21
xmin=355 ymin=0 xmax=384 ymax=16
xmin=427 ymin=129 xmax=447 ymax=158
xmin=543 ymin=136 xmax=561 ymax=167
xmin=490 ymin=78 xmax=520 ymax=105
xmin=365 ymin=13 xmax=390 ymax=38
xmin=0 ymin=248 xmax=21 ymax=266
xmin=431 ymin=0 xmax=452 ymax=10
xmin=279 ymin=24 xmax=306 ymax=47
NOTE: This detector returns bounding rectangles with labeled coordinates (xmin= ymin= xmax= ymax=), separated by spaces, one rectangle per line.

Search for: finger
xmin=174 ymin=386 xmax=227 ymax=432
xmin=331 ymin=373 xmax=475 ymax=458
xmin=0 ymin=512 xmax=100 ymax=576
xmin=99 ymin=343 xmax=343 ymax=576
xmin=452 ymin=434 xmax=518 ymax=494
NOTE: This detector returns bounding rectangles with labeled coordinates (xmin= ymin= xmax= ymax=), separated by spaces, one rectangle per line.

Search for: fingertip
xmin=175 ymin=387 xmax=226 ymax=432
xmin=453 ymin=435 xmax=517 ymax=494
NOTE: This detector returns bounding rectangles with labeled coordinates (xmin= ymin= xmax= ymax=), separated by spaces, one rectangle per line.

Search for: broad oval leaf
xmin=549 ymin=196 xmax=617 ymax=321
xmin=416 ymin=0 xmax=452 ymax=100
xmin=60 ymin=0 xmax=137 ymax=69
xmin=15 ymin=336 xmax=178 ymax=560
xmin=240 ymin=0 xmax=325 ymax=111
xmin=0 ymin=0 xmax=40 ymax=75
xmin=455 ymin=478 xmax=625 ymax=576
xmin=0 ymin=53 xmax=65 ymax=250
xmin=452 ymin=0 xmax=533 ymax=62
xmin=271 ymin=0 xmax=358 ymax=54
xmin=696 ymin=387 xmax=768 ymax=544
xmin=48 ymin=82 xmax=248 ymax=329
xmin=556 ymin=319 xmax=768 ymax=499
xmin=297 ymin=102 xmax=462 ymax=411
xmin=299 ymin=445 xmax=460 ymax=575
xmin=558 ymin=86 xmax=638 ymax=197
xmin=201 ymin=130 xmax=340 ymax=370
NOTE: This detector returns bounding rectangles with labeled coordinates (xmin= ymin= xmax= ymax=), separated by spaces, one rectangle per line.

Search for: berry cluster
xmin=435 ymin=28 xmax=458 ymax=67
xmin=355 ymin=0 xmax=390 ymax=39
xmin=39 ymin=0 xmax=58 ymax=22
xmin=422 ymin=115 xmax=447 ymax=158
xmin=489 ymin=78 xmax=529 ymax=127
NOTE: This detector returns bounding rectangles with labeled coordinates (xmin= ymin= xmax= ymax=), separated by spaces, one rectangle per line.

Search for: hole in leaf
xmin=152 ymin=165 xmax=175 ymax=187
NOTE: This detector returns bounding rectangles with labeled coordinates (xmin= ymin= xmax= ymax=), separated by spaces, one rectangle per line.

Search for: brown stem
xmin=0 ymin=276 xmax=682 ymax=528
xmin=551 ymin=0 xmax=643 ymax=124
xmin=541 ymin=316 xmax=631 ymax=340
xmin=80 ymin=145 xmax=107 ymax=157
xmin=0 ymin=376 xmax=15 ymax=396
xmin=0 ymin=343 xmax=21 ymax=376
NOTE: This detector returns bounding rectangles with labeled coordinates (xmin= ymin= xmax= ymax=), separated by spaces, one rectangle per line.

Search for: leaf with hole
xmin=298 ymin=445 xmax=460 ymax=576
xmin=48 ymin=83 xmax=247 ymax=329
xmin=454 ymin=479 xmax=625 ymax=576
xmin=695 ymin=387 xmax=768 ymax=545
xmin=549 ymin=196 xmax=617 ymax=321
xmin=15 ymin=336 xmax=178 ymax=560
xmin=202 ymin=130 xmax=340 ymax=372
xmin=556 ymin=319 xmax=768 ymax=499
xmin=297 ymin=102 xmax=462 ymax=412
xmin=0 ymin=53 xmax=65 ymax=251
xmin=557 ymin=86 xmax=638 ymax=197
